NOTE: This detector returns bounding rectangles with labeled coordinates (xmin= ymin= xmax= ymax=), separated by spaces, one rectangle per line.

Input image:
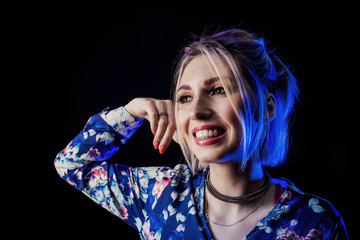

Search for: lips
xmin=192 ymin=125 xmax=226 ymax=146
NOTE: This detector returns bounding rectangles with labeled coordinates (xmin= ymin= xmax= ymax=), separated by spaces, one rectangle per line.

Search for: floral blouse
xmin=54 ymin=106 xmax=348 ymax=239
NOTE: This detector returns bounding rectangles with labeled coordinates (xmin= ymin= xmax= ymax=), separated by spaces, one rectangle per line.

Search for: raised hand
xmin=124 ymin=98 xmax=177 ymax=154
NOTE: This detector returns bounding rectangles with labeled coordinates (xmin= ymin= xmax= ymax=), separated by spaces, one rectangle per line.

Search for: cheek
xmin=223 ymin=103 xmax=243 ymax=145
xmin=176 ymin=111 xmax=189 ymax=140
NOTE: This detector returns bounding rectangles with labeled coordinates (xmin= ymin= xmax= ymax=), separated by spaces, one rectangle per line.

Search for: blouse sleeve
xmin=54 ymin=106 xmax=151 ymax=230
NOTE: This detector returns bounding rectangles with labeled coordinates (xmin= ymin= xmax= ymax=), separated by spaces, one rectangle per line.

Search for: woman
xmin=55 ymin=29 xmax=347 ymax=239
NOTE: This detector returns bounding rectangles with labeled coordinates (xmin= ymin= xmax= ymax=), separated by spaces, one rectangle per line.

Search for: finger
xmin=153 ymin=111 xmax=168 ymax=148
xmin=152 ymin=100 xmax=170 ymax=149
xmin=166 ymin=100 xmax=176 ymax=130
xmin=158 ymin=120 xmax=176 ymax=154
xmin=158 ymin=101 xmax=176 ymax=154
xmin=144 ymin=100 xmax=159 ymax=136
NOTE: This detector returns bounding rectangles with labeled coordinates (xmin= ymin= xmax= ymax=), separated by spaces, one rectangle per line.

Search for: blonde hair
xmin=172 ymin=29 xmax=299 ymax=174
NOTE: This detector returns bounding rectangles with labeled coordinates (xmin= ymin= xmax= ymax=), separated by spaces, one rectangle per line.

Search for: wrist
xmin=123 ymin=105 xmax=143 ymax=120
xmin=100 ymin=106 xmax=144 ymax=139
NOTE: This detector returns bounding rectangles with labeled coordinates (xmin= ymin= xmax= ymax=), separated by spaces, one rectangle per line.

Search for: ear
xmin=172 ymin=129 xmax=180 ymax=144
xmin=265 ymin=93 xmax=276 ymax=121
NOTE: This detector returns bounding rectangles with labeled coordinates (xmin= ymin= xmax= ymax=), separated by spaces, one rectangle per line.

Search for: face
xmin=176 ymin=55 xmax=243 ymax=163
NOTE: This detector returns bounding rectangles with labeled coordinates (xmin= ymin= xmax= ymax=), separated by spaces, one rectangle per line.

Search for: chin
xmin=193 ymin=148 xmax=228 ymax=164
xmin=194 ymin=144 xmax=243 ymax=164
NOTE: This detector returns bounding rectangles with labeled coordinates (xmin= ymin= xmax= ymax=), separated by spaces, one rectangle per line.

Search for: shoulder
xmin=273 ymin=177 xmax=342 ymax=219
xmin=270 ymin=177 xmax=346 ymax=238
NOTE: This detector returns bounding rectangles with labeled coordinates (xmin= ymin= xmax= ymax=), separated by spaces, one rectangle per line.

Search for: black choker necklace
xmin=205 ymin=171 xmax=270 ymax=204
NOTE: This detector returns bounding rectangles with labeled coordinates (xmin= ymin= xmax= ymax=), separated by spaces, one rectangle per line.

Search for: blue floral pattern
xmin=55 ymin=106 xmax=348 ymax=239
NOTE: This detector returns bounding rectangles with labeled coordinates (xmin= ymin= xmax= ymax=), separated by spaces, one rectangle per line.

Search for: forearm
xmin=54 ymin=106 xmax=143 ymax=181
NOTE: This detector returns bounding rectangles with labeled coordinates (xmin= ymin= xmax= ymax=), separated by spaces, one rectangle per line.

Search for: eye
xmin=176 ymin=95 xmax=192 ymax=104
xmin=210 ymin=87 xmax=226 ymax=96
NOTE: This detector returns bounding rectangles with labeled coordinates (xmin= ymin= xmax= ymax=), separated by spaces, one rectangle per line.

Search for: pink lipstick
xmin=192 ymin=125 xmax=226 ymax=146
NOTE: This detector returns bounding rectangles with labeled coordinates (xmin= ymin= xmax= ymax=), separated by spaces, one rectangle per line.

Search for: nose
xmin=189 ymin=97 xmax=213 ymax=120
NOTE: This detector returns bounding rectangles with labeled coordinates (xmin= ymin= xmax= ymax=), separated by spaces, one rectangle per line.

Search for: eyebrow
xmin=204 ymin=77 xmax=220 ymax=86
xmin=177 ymin=77 xmax=220 ymax=93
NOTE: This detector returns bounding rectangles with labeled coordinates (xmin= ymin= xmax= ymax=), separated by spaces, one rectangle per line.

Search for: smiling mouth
xmin=194 ymin=128 xmax=226 ymax=139
xmin=192 ymin=125 xmax=227 ymax=146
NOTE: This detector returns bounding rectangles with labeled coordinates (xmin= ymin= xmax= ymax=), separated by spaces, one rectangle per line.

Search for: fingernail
xmin=152 ymin=130 xmax=156 ymax=135
xmin=154 ymin=141 xmax=160 ymax=150
xmin=159 ymin=145 xmax=167 ymax=154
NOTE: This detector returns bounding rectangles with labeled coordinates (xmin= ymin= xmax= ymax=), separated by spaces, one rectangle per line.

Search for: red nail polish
xmin=152 ymin=130 xmax=156 ymax=135
xmin=159 ymin=145 xmax=167 ymax=154
xmin=154 ymin=141 xmax=160 ymax=150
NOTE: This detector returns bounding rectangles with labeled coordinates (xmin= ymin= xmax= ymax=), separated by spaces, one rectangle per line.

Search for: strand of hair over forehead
xmin=198 ymin=45 xmax=254 ymax=171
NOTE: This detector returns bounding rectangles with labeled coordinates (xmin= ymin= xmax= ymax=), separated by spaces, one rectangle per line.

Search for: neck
xmin=208 ymin=160 xmax=264 ymax=198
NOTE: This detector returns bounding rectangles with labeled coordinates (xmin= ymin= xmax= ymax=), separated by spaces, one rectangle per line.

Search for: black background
xmin=17 ymin=6 xmax=356 ymax=239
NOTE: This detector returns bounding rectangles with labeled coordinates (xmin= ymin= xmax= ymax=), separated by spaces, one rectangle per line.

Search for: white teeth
xmin=213 ymin=129 xmax=218 ymax=137
xmin=195 ymin=129 xmax=223 ymax=139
